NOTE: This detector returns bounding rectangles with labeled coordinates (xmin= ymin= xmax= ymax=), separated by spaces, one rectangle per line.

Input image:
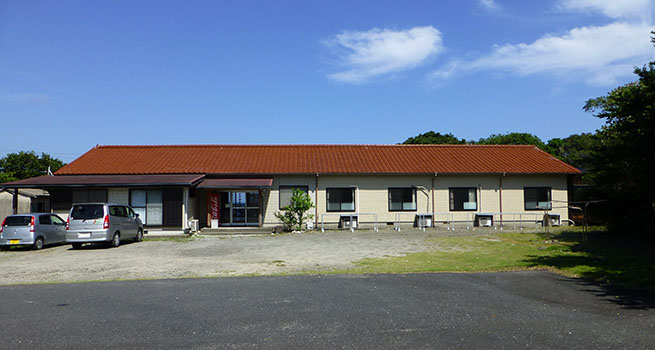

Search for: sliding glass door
xmin=219 ymin=191 xmax=259 ymax=226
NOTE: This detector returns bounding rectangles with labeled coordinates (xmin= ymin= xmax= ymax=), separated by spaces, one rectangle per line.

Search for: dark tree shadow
xmin=523 ymin=229 xmax=655 ymax=309
xmin=574 ymin=279 xmax=655 ymax=310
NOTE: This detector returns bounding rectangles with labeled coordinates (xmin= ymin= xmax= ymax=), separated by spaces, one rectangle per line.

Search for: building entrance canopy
xmin=196 ymin=178 xmax=273 ymax=189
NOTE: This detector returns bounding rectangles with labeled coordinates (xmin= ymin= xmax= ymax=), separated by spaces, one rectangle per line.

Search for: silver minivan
xmin=66 ymin=203 xmax=144 ymax=249
xmin=0 ymin=213 xmax=67 ymax=250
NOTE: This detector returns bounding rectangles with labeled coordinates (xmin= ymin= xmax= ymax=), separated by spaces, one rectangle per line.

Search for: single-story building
xmin=0 ymin=144 xmax=581 ymax=230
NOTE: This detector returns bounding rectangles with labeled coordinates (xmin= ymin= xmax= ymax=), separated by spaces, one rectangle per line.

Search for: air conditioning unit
xmin=339 ymin=216 xmax=358 ymax=229
xmin=189 ymin=219 xmax=199 ymax=232
xmin=475 ymin=214 xmax=493 ymax=227
xmin=479 ymin=217 xmax=492 ymax=227
xmin=543 ymin=214 xmax=561 ymax=227
xmin=415 ymin=214 xmax=433 ymax=228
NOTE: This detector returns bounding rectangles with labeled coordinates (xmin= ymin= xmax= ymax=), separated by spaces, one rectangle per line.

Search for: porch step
xmin=199 ymin=227 xmax=272 ymax=235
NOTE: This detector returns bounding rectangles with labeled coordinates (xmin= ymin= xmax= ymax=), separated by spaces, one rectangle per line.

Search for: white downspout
xmin=182 ymin=187 xmax=189 ymax=230
xmin=355 ymin=185 xmax=359 ymax=213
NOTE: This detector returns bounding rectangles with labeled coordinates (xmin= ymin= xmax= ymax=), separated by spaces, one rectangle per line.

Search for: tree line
xmin=0 ymin=151 xmax=65 ymax=183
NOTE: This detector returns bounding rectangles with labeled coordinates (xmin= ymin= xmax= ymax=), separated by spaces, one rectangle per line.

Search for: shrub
xmin=274 ymin=188 xmax=314 ymax=231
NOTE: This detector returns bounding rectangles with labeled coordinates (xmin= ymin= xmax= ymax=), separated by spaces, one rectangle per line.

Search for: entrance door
xmin=231 ymin=192 xmax=247 ymax=224
xmin=220 ymin=191 xmax=260 ymax=226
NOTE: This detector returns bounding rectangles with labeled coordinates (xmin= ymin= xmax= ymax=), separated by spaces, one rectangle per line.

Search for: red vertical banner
xmin=210 ymin=192 xmax=220 ymax=222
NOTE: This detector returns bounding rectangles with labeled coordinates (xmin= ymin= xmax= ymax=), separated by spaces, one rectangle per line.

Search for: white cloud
xmin=325 ymin=26 xmax=444 ymax=84
xmin=479 ymin=0 xmax=500 ymax=11
xmin=0 ymin=93 xmax=49 ymax=103
xmin=429 ymin=1 xmax=654 ymax=86
xmin=557 ymin=0 xmax=654 ymax=21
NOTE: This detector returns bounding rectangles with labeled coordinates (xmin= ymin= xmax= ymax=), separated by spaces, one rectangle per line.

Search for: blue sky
xmin=1 ymin=0 xmax=653 ymax=163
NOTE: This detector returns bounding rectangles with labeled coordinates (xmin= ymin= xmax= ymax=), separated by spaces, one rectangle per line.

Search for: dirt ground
xmin=0 ymin=229 xmax=486 ymax=285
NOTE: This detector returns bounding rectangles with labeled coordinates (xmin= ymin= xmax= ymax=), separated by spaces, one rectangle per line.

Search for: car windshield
xmin=4 ymin=216 xmax=32 ymax=226
xmin=71 ymin=204 xmax=104 ymax=220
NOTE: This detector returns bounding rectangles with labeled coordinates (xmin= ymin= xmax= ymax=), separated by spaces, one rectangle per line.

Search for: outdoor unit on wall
xmin=339 ymin=215 xmax=358 ymax=229
xmin=478 ymin=217 xmax=492 ymax=227
xmin=415 ymin=214 xmax=433 ymax=228
xmin=474 ymin=214 xmax=493 ymax=227
xmin=189 ymin=219 xmax=199 ymax=232
xmin=544 ymin=214 xmax=561 ymax=227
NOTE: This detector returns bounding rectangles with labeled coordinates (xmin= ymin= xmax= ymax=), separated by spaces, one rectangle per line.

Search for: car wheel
xmin=110 ymin=232 xmax=120 ymax=248
xmin=135 ymin=229 xmax=143 ymax=242
xmin=33 ymin=237 xmax=44 ymax=250
xmin=72 ymin=242 xmax=83 ymax=250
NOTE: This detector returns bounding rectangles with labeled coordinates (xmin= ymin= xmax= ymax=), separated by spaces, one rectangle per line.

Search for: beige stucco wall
xmin=314 ymin=175 xmax=433 ymax=225
xmin=258 ymin=174 xmax=569 ymax=227
xmin=0 ymin=191 xmax=32 ymax=220
xmin=262 ymin=176 xmax=317 ymax=225
xmin=433 ymin=175 xmax=501 ymax=221
xmin=501 ymin=175 xmax=569 ymax=221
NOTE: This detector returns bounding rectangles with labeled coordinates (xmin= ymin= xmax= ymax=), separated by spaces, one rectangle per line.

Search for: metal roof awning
xmin=196 ymin=178 xmax=273 ymax=189
xmin=0 ymin=174 xmax=206 ymax=188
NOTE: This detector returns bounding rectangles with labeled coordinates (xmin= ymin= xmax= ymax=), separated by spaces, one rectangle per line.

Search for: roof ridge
xmin=96 ymin=144 xmax=537 ymax=148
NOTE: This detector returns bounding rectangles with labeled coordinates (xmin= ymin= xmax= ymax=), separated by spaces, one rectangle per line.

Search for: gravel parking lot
xmin=0 ymin=229 xmax=467 ymax=284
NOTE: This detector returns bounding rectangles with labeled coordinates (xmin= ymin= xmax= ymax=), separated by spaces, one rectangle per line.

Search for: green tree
xmin=583 ymin=62 xmax=655 ymax=233
xmin=0 ymin=151 xmax=65 ymax=182
xmin=274 ymin=188 xmax=315 ymax=231
xmin=477 ymin=132 xmax=547 ymax=150
xmin=402 ymin=131 xmax=467 ymax=144
xmin=545 ymin=133 xmax=598 ymax=173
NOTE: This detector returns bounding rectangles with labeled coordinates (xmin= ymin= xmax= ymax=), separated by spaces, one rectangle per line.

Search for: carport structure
xmin=1 ymin=174 xmax=204 ymax=228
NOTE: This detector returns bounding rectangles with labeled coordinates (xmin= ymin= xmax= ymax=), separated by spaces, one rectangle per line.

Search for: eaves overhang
xmin=0 ymin=174 xmax=206 ymax=189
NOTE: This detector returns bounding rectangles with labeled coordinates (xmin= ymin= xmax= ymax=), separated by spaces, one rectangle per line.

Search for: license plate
xmin=78 ymin=233 xmax=91 ymax=238
xmin=9 ymin=240 xmax=19 ymax=244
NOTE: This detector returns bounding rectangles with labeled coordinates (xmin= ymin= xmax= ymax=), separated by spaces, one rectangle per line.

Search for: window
xmin=38 ymin=215 xmax=51 ymax=225
xmin=125 ymin=206 xmax=136 ymax=218
xmin=71 ymin=204 xmax=105 ymax=220
xmin=388 ymin=188 xmax=417 ymax=211
xmin=327 ymin=188 xmax=355 ymax=212
xmin=3 ymin=216 xmax=31 ymax=226
xmin=449 ymin=187 xmax=477 ymax=211
xmin=524 ymin=187 xmax=551 ymax=210
xmin=109 ymin=205 xmax=126 ymax=217
xmin=279 ymin=186 xmax=309 ymax=209
xmin=51 ymin=215 xmax=66 ymax=226
xmin=130 ymin=189 xmax=163 ymax=225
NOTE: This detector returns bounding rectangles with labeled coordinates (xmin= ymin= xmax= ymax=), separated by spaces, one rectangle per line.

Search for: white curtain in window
xmin=279 ymin=188 xmax=293 ymax=209
xmin=146 ymin=190 xmax=163 ymax=225
xmin=463 ymin=188 xmax=477 ymax=210
xmin=404 ymin=190 xmax=416 ymax=210
xmin=133 ymin=207 xmax=146 ymax=222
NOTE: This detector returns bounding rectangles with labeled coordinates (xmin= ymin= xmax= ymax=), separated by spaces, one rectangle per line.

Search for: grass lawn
xmin=341 ymin=227 xmax=655 ymax=291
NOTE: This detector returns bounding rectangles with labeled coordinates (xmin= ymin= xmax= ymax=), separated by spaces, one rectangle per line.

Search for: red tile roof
xmin=55 ymin=145 xmax=581 ymax=175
